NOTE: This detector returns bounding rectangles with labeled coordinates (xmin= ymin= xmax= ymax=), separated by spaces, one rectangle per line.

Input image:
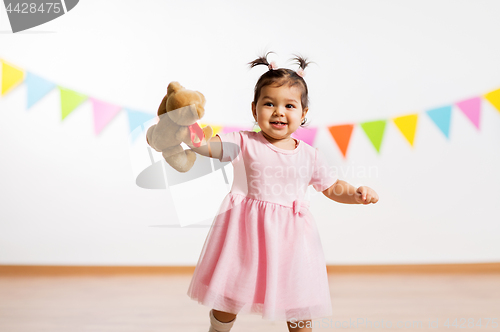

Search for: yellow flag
xmin=1 ymin=60 xmax=25 ymax=95
xmin=484 ymin=88 xmax=500 ymax=113
xmin=393 ymin=114 xmax=418 ymax=147
xmin=199 ymin=123 xmax=223 ymax=136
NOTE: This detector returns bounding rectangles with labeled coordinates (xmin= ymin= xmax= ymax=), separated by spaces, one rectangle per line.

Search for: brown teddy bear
xmin=146 ymin=82 xmax=213 ymax=173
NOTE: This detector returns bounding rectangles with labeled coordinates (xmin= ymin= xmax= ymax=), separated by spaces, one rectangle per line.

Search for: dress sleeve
xmin=309 ymin=148 xmax=339 ymax=192
xmin=215 ymin=131 xmax=243 ymax=163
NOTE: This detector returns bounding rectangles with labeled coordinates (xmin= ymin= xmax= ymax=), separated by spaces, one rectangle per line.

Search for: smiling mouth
xmin=271 ymin=121 xmax=287 ymax=125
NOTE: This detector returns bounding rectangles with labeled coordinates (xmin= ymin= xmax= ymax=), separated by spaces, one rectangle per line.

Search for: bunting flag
xmin=393 ymin=114 xmax=418 ymax=147
xmin=484 ymin=88 xmax=500 ymax=113
xmin=221 ymin=125 xmax=253 ymax=134
xmin=1 ymin=60 xmax=25 ymax=95
xmin=360 ymin=120 xmax=386 ymax=153
xmin=1 ymin=58 xmax=499 ymax=158
xmin=90 ymin=97 xmax=122 ymax=135
xmin=125 ymin=108 xmax=155 ymax=132
xmin=456 ymin=97 xmax=481 ymax=130
xmin=59 ymin=86 xmax=88 ymax=120
xmin=125 ymin=108 xmax=156 ymax=142
xmin=426 ymin=105 xmax=452 ymax=139
xmin=25 ymin=72 xmax=56 ymax=109
xmin=199 ymin=123 xmax=223 ymax=136
xmin=292 ymin=126 xmax=318 ymax=146
xmin=328 ymin=124 xmax=354 ymax=158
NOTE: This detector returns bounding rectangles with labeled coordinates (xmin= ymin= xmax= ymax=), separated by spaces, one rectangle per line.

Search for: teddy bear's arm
xmin=189 ymin=135 xmax=223 ymax=161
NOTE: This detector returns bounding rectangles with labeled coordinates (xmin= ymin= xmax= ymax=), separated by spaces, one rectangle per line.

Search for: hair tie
xmin=268 ymin=61 xmax=278 ymax=70
xmin=296 ymin=68 xmax=305 ymax=78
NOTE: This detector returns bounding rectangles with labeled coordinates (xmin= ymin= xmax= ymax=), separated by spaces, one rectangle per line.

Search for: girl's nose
xmin=273 ymin=107 xmax=285 ymax=116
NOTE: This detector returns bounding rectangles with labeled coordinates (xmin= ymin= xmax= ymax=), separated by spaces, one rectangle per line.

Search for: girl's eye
xmin=286 ymin=104 xmax=295 ymax=109
xmin=264 ymin=102 xmax=274 ymax=107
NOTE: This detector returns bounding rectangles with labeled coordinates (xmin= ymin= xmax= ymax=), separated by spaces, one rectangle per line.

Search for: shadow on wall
xmin=133 ymin=119 xmax=238 ymax=228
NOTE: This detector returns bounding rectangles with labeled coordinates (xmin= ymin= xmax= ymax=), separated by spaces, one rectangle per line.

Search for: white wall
xmin=0 ymin=0 xmax=499 ymax=266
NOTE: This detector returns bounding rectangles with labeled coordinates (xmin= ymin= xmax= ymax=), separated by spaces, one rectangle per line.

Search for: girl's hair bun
xmin=289 ymin=54 xmax=312 ymax=71
xmin=248 ymin=51 xmax=275 ymax=68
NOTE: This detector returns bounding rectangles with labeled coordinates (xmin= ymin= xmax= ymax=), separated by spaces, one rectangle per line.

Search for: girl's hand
xmin=355 ymin=186 xmax=379 ymax=205
xmin=185 ymin=133 xmax=206 ymax=149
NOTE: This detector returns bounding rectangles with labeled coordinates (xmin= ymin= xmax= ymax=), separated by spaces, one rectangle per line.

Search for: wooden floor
xmin=0 ymin=273 xmax=499 ymax=331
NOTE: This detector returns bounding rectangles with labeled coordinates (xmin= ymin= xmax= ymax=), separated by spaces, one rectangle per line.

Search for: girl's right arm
xmin=188 ymin=135 xmax=223 ymax=161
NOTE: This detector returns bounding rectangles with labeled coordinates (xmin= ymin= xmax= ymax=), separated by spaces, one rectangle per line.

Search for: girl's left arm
xmin=322 ymin=180 xmax=379 ymax=205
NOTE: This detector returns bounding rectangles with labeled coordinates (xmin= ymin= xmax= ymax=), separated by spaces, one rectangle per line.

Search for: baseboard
xmin=0 ymin=263 xmax=499 ymax=276
xmin=325 ymin=262 xmax=500 ymax=274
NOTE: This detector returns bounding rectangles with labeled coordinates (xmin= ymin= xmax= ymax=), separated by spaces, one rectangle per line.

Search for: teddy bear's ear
xmin=197 ymin=91 xmax=206 ymax=106
xmin=157 ymin=94 xmax=169 ymax=116
xmin=167 ymin=82 xmax=183 ymax=97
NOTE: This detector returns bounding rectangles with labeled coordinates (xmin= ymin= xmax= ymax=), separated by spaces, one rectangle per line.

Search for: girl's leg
xmin=287 ymin=319 xmax=312 ymax=332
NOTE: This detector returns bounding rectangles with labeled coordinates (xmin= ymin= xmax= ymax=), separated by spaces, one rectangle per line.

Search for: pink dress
xmin=187 ymin=130 xmax=338 ymax=322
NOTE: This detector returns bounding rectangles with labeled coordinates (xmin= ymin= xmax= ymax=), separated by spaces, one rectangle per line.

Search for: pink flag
xmin=90 ymin=97 xmax=122 ymax=135
xmin=221 ymin=125 xmax=252 ymax=133
xmin=292 ymin=126 xmax=318 ymax=147
xmin=456 ymin=97 xmax=481 ymax=130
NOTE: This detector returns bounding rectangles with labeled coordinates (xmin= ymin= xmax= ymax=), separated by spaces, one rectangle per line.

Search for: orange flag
xmin=328 ymin=124 xmax=354 ymax=158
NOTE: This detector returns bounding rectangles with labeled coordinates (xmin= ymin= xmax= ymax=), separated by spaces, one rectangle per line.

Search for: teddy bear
xmin=146 ymin=82 xmax=213 ymax=173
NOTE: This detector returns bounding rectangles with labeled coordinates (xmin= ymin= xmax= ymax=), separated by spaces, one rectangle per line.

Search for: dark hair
xmin=248 ymin=52 xmax=311 ymax=127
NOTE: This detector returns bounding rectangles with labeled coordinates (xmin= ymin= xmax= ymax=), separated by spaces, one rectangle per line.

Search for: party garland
xmin=1 ymin=59 xmax=499 ymax=159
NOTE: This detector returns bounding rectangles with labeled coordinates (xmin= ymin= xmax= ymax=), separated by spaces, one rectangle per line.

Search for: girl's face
xmin=252 ymin=84 xmax=308 ymax=144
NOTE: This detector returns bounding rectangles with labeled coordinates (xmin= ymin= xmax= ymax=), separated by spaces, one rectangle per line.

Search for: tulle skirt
xmin=187 ymin=192 xmax=332 ymax=322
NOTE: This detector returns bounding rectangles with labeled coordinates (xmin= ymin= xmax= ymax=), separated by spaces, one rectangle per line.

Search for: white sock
xmin=208 ymin=309 xmax=237 ymax=332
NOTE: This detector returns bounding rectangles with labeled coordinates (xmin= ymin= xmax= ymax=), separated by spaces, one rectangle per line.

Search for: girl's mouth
xmin=271 ymin=121 xmax=287 ymax=128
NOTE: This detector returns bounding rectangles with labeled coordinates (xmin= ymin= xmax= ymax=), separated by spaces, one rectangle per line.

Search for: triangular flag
xmin=327 ymin=124 xmax=354 ymax=158
xmin=125 ymin=108 xmax=155 ymax=133
xmin=292 ymin=126 xmax=318 ymax=146
xmin=126 ymin=108 xmax=155 ymax=143
xmin=59 ymin=86 xmax=87 ymax=120
xmin=456 ymin=97 xmax=481 ymax=130
xmin=129 ymin=126 xmax=143 ymax=144
xmin=199 ymin=123 xmax=223 ymax=137
xmin=360 ymin=120 xmax=386 ymax=153
xmin=426 ymin=105 xmax=452 ymax=139
xmin=221 ymin=125 xmax=252 ymax=133
xmin=393 ymin=114 xmax=418 ymax=147
xmin=90 ymin=97 xmax=122 ymax=135
xmin=484 ymin=88 xmax=500 ymax=113
xmin=25 ymin=72 xmax=56 ymax=109
xmin=211 ymin=125 xmax=223 ymax=136
xmin=1 ymin=60 xmax=25 ymax=96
